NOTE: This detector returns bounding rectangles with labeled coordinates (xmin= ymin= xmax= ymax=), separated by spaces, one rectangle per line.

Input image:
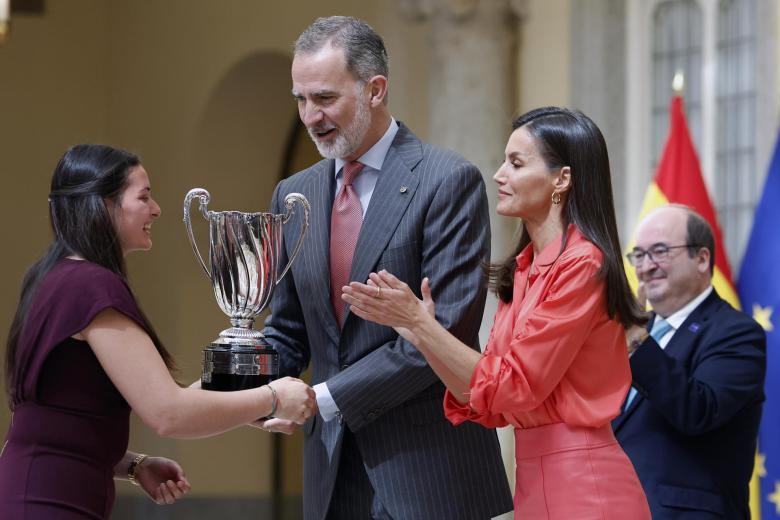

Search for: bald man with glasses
xmin=612 ymin=204 xmax=766 ymax=520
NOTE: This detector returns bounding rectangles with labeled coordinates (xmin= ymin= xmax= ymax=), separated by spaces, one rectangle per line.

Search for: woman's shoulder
xmin=22 ymin=259 xmax=143 ymax=348
xmin=54 ymin=257 xmax=120 ymax=278
xmin=558 ymin=227 xmax=604 ymax=268
xmin=39 ymin=259 xmax=133 ymax=307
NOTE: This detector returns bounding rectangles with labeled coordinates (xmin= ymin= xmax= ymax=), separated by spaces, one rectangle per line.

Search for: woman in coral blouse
xmin=343 ymin=107 xmax=651 ymax=519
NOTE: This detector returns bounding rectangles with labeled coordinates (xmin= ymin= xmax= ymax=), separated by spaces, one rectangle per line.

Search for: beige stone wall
xmin=518 ymin=0 xmax=570 ymax=112
xmin=0 ymin=0 xmax=110 ymax=339
xmin=0 ymin=0 xmax=111 ymax=445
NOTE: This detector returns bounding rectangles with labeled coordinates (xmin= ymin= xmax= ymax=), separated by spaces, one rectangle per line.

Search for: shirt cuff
xmin=314 ymin=382 xmax=340 ymax=422
xmin=443 ymin=389 xmax=474 ymax=426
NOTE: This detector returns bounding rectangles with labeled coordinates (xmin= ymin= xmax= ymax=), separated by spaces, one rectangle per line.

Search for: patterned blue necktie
xmin=623 ymin=318 xmax=674 ymax=411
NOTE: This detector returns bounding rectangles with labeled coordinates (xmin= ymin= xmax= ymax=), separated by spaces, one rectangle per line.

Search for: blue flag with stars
xmin=739 ymin=128 xmax=780 ymax=518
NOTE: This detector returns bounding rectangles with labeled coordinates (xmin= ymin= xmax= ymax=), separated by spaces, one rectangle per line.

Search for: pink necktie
xmin=330 ymin=161 xmax=364 ymax=327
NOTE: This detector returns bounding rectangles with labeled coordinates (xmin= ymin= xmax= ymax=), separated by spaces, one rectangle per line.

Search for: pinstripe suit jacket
xmin=263 ymin=124 xmax=513 ymax=520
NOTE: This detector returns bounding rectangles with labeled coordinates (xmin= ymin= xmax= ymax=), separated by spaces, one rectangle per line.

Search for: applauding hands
xmin=341 ymin=270 xmax=436 ymax=346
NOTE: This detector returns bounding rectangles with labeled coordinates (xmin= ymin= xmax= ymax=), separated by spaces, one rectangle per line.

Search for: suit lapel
xmin=613 ymin=388 xmax=642 ymax=430
xmin=343 ymin=125 xmax=423 ymax=325
xmin=612 ymin=292 xmax=717 ymax=432
xmin=612 ymin=318 xmax=654 ymax=432
xmin=662 ymin=291 xmax=715 ymax=357
xmin=300 ymin=160 xmax=341 ymax=344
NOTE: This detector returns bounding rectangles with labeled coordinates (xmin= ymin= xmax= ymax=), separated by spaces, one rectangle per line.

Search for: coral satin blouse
xmin=444 ymin=226 xmax=632 ymax=430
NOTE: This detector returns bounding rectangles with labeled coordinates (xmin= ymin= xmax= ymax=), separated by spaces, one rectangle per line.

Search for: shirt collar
xmin=335 ymin=117 xmax=398 ymax=177
xmin=659 ymin=285 xmax=713 ymax=330
xmin=515 ymin=224 xmax=580 ymax=274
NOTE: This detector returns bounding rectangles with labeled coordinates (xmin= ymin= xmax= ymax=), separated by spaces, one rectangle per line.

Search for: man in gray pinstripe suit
xmin=261 ymin=16 xmax=513 ymax=519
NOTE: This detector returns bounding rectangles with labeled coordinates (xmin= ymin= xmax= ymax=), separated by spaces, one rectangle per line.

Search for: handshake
xmin=189 ymin=376 xmax=317 ymax=435
xmin=252 ymin=377 xmax=318 ymax=435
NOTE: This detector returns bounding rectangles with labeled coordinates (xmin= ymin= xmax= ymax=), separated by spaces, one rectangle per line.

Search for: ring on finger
xmin=374 ymin=286 xmax=382 ymax=299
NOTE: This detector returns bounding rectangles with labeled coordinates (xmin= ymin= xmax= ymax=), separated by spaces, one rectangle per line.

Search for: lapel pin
xmin=399 ymin=186 xmax=408 ymax=193
xmin=688 ymin=323 xmax=700 ymax=332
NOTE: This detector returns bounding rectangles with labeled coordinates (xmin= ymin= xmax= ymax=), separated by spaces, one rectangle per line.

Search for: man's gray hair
xmin=294 ymin=16 xmax=389 ymax=82
xmin=667 ymin=203 xmax=716 ymax=275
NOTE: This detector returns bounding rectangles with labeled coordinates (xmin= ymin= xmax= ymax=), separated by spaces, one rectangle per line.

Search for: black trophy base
xmin=203 ymin=372 xmax=270 ymax=391
xmin=201 ymin=343 xmax=279 ymax=392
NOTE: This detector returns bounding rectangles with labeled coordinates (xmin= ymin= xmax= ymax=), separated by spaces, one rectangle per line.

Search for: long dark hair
xmin=488 ymin=107 xmax=646 ymax=328
xmin=5 ymin=144 xmax=175 ymax=404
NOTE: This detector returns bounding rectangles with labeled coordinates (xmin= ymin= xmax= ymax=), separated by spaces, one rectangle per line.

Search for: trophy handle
xmin=183 ymin=188 xmax=212 ymax=279
xmin=277 ymin=192 xmax=310 ymax=282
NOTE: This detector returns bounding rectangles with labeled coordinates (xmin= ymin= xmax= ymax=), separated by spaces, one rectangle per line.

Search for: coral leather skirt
xmin=513 ymin=422 xmax=650 ymax=520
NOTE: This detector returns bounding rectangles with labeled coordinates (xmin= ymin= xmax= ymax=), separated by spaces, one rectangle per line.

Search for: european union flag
xmin=739 ymin=129 xmax=780 ymax=518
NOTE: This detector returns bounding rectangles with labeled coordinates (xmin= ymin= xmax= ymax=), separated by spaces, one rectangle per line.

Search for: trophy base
xmin=201 ymin=343 xmax=279 ymax=392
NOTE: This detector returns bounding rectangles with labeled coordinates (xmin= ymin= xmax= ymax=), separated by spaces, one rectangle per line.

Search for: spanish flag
xmin=626 ymin=95 xmax=740 ymax=310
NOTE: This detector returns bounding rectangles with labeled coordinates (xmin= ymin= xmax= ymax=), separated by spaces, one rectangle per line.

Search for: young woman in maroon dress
xmin=0 ymin=145 xmax=316 ymax=519
xmin=343 ymin=108 xmax=652 ymax=519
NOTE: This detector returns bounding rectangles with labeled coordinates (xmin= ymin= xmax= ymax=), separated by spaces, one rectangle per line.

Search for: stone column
xmin=400 ymin=0 xmax=527 ymax=510
xmin=401 ymin=0 xmax=524 ymax=265
xmin=570 ymin=0 xmax=628 ymax=237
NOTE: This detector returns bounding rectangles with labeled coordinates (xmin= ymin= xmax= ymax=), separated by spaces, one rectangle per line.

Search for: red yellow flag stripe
xmin=625 ymin=96 xmax=740 ymax=309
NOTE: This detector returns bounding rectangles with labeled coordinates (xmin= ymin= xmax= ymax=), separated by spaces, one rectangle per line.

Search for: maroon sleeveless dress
xmin=0 ymin=259 xmax=149 ymax=519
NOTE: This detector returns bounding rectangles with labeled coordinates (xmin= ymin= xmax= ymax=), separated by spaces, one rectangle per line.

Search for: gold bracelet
xmin=127 ymin=453 xmax=148 ymax=486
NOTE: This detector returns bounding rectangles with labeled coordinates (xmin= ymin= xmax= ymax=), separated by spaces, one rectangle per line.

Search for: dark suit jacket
xmin=263 ymin=124 xmax=513 ymax=520
xmin=613 ymin=289 xmax=766 ymax=519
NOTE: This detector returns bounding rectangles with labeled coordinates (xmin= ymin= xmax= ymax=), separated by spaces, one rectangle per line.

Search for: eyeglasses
xmin=625 ymin=244 xmax=702 ymax=266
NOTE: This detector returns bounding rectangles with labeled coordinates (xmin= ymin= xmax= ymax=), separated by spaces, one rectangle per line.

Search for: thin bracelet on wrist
xmin=261 ymin=384 xmax=278 ymax=420
xmin=127 ymin=453 xmax=148 ymax=486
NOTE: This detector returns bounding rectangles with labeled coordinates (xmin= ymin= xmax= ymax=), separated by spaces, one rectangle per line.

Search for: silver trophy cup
xmin=183 ymin=188 xmax=310 ymax=391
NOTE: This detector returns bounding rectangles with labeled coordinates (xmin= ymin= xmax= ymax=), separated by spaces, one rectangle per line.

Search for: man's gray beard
xmin=309 ymin=99 xmax=372 ymax=160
